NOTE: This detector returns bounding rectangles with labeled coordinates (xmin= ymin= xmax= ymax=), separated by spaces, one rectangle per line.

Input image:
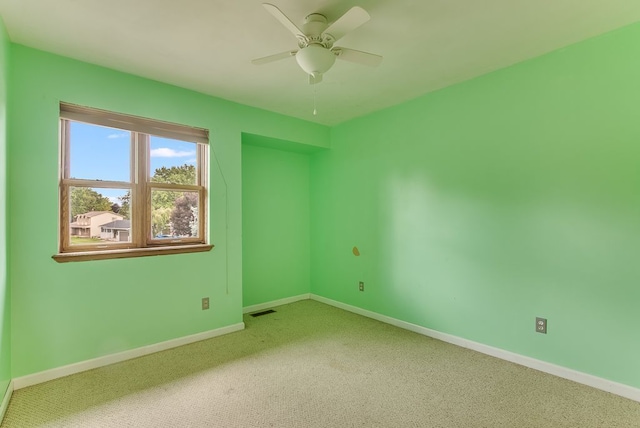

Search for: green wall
xmin=0 ymin=16 xmax=11 ymax=401
xmin=2 ymin=14 xmax=640 ymax=397
xmin=311 ymin=23 xmax=640 ymax=389
xmin=8 ymin=45 xmax=329 ymax=377
xmin=242 ymin=142 xmax=313 ymax=307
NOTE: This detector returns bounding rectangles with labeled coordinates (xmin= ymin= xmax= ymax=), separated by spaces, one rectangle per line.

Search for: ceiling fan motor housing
xmin=303 ymin=14 xmax=328 ymax=36
xmin=300 ymin=13 xmax=336 ymax=48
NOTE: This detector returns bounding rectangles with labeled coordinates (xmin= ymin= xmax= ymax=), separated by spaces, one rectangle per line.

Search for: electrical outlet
xmin=202 ymin=297 xmax=210 ymax=310
xmin=536 ymin=317 xmax=547 ymax=334
xmin=358 ymin=281 xmax=364 ymax=292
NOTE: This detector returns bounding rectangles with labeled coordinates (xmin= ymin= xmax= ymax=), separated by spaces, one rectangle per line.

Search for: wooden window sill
xmin=52 ymin=244 xmax=214 ymax=263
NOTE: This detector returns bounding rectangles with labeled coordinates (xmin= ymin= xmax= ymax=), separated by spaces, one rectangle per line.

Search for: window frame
xmin=54 ymin=103 xmax=213 ymax=262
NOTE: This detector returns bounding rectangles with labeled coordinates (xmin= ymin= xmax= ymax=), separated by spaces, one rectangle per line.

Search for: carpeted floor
xmin=3 ymin=300 xmax=639 ymax=427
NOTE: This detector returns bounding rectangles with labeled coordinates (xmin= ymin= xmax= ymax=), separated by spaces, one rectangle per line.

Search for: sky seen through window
xmin=69 ymin=121 xmax=197 ymax=204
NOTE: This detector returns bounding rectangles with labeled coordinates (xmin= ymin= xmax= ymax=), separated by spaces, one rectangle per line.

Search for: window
xmin=54 ymin=103 xmax=212 ymax=262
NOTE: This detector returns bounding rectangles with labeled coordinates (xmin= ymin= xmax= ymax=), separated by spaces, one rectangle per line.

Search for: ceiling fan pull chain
xmin=313 ymin=83 xmax=318 ymax=115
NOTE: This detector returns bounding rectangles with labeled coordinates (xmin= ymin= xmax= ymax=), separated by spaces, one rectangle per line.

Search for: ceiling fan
xmin=252 ymin=3 xmax=382 ymax=84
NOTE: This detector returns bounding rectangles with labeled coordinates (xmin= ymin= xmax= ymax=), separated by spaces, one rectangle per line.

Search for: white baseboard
xmin=243 ymin=293 xmax=311 ymax=314
xmin=0 ymin=381 xmax=13 ymax=423
xmin=10 ymin=293 xmax=640 ymax=404
xmin=310 ymin=294 xmax=640 ymax=403
xmin=13 ymin=323 xmax=245 ymax=390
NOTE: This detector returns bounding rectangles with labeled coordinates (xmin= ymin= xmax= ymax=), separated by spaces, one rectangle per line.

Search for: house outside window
xmin=55 ymin=103 xmax=212 ymax=262
xmin=70 ymin=211 xmax=124 ymax=238
xmin=99 ymin=219 xmax=131 ymax=242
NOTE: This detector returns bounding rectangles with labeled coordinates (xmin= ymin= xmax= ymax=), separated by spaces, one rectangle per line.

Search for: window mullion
xmin=62 ymin=179 xmax=132 ymax=189
xmin=133 ymin=133 xmax=149 ymax=246
xmin=147 ymin=183 xmax=201 ymax=192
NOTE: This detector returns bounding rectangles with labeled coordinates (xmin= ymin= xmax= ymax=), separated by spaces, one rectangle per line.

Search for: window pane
xmin=69 ymin=121 xmax=131 ymax=182
xmin=151 ymin=189 xmax=199 ymax=239
xmin=149 ymin=136 xmax=197 ymax=185
xmin=69 ymin=187 xmax=131 ymax=245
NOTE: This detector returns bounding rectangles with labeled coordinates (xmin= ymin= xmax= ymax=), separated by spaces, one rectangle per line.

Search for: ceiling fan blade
xmin=333 ymin=47 xmax=382 ymax=67
xmin=252 ymin=50 xmax=297 ymax=66
xmin=262 ymin=3 xmax=305 ymax=38
xmin=323 ymin=6 xmax=370 ymax=43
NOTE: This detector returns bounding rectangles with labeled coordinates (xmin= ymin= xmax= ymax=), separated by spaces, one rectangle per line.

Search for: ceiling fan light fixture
xmin=295 ymin=44 xmax=336 ymax=76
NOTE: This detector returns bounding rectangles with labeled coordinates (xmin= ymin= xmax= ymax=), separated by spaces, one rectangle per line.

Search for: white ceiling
xmin=1 ymin=1 xmax=639 ymax=126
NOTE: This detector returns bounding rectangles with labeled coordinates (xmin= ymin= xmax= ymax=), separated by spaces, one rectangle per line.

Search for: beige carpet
xmin=3 ymin=300 xmax=639 ymax=427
